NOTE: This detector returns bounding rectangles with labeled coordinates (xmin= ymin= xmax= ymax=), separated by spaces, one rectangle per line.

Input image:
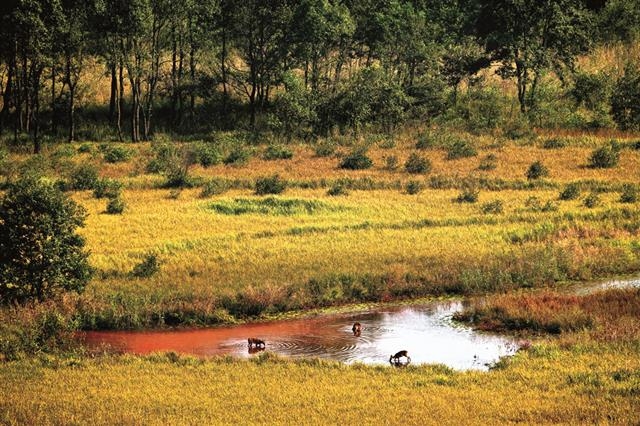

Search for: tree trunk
xmin=109 ymin=62 xmax=117 ymax=123
xmin=117 ymin=61 xmax=124 ymax=141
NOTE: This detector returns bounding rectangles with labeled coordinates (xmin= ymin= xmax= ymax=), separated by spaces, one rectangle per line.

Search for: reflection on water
xmin=82 ymin=301 xmax=518 ymax=371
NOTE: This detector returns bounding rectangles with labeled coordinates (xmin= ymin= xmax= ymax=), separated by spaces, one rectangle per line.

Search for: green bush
xmin=525 ymin=196 xmax=558 ymax=212
xmin=404 ymin=153 xmax=431 ymax=174
xmin=131 ymin=253 xmax=160 ymax=278
xmin=611 ymin=63 xmax=640 ymax=131
xmin=314 ymin=140 xmax=337 ymax=157
xmin=106 ymin=197 xmax=125 ymax=214
xmin=405 ymin=180 xmax=424 ymax=195
xmin=0 ymin=177 xmax=92 ymax=303
xmin=194 ymin=143 xmax=223 ymax=167
xmin=481 ymin=200 xmax=503 ymax=214
xmin=583 ymin=192 xmax=600 ymax=208
xmin=327 ymin=183 xmax=349 ymax=196
xmin=456 ymin=187 xmax=479 ymax=203
xmin=69 ymin=164 xmax=99 ymax=190
xmin=340 ymin=148 xmax=373 ymax=170
xmin=103 ymin=145 xmax=131 ymax=163
xmin=255 ymin=175 xmax=287 ymax=195
xmin=93 ymin=178 xmax=123 ymax=199
xmin=224 ymin=147 xmax=251 ymax=166
xmin=201 ymin=179 xmax=232 ymax=197
xmin=77 ymin=143 xmax=93 ymax=154
xmin=415 ymin=132 xmax=438 ymax=150
xmin=542 ymin=138 xmax=567 ymax=149
xmin=620 ymin=184 xmax=638 ymax=203
xmin=263 ymin=144 xmax=294 ymax=160
xmin=146 ymin=143 xmax=177 ymax=174
xmin=588 ymin=144 xmax=619 ymax=168
xmin=446 ymin=138 xmax=477 ymax=160
xmin=559 ymin=183 xmax=581 ymax=200
xmin=526 ymin=161 xmax=549 ymax=180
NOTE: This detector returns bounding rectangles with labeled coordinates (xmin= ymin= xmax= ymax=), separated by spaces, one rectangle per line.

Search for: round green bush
xmin=404 ymin=153 xmax=432 ymax=174
xmin=340 ymin=148 xmax=373 ymax=170
xmin=526 ymin=161 xmax=549 ymax=180
xmin=588 ymin=145 xmax=619 ymax=168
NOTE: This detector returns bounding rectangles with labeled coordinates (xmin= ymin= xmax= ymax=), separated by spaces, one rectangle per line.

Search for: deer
xmin=247 ymin=337 xmax=266 ymax=348
xmin=389 ymin=350 xmax=411 ymax=365
xmin=352 ymin=322 xmax=362 ymax=336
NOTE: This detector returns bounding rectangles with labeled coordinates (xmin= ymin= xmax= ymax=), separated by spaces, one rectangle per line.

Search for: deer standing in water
xmin=247 ymin=337 xmax=266 ymax=348
xmin=389 ymin=350 xmax=411 ymax=365
xmin=352 ymin=322 xmax=362 ymax=336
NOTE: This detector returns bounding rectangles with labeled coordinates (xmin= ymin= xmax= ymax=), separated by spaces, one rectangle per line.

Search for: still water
xmin=83 ymin=278 xmax=640 ymax=370
xmin=83 ymin=301 xmax=518 ymax=371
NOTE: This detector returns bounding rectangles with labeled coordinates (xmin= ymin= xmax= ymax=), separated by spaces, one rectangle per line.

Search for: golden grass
xmin=0 ymin=341 xmax=638 ymax=425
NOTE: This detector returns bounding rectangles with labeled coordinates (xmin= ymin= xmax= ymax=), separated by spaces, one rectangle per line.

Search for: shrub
xmin=106 ymin=196 xmax=125 ymax=214
xmin=446 ymin=138 xmax=477 ymax=160
xmin=633 ymin=140 xmax=640 ymax=150
xmin=194 ymin=144 xmax=223 ymax=167
xmin=314 ymin=141 xmax=336 ymax=157
xmin=327 ymin=183 xmax=348 ymax=196
xmin=404 ymin=153 xmax=432 ymax=174
xmin=201 ymin=179 xmax=232 ymax=197
xmin=405 ymin=180 xmax=424 ymax=195
xmin=93 ymin=178 xmax=123 ymax=199
xmin=340 ymin=148 xmax=373 ymax=170
xmin=456 ymin=187 xmax=479 ymax=203
xmin=103 ymin=145 xmax=131 ymax=163
xmin=588 ymin=144 xmax=619 ymax=168
xmin=164 ymin=164 xmax=193 ymax=188
xmin=415 ymin=132 xmax=437 ymax=150
xmin=525 ymin=196 xmax=558 ymax=212
xmin=526 ymin=161 xmax=549 ymax=180
xmin=131 ymin=253 xmax=160 ymax=278
xmin=263 ymin=144 xmax=294 ymax=160
xmin=620 ymin=184 xmax=638 ymax=203
xmin=384 ymin=155 xmax=398 ymax=171
xmin=481 ymin=200 xmax=504 ymax=214
xmin=77 ymin=143 xmax=93 ymax=153
xmin=478 ymin=154 xmax=497 ymax=171
xmin=255 ymin=175 xmax=287 ymax=195
xmin=0 ymin=177 xmax=92 ymax=303
xmin=69 ymin=164 xmax=99 ymax=190
xmin=583 ymin=192 xmax=600 ymax=208
xmin=559 ymin=183 xmax=581 ymax=200
xmin=224 ymin=147 xmax=251 ymax=166
xmin=611 ymin=63 xmax=640 ymax=131
xmin=542 ymin=138 xmax=567 ymax=149
xmin=146 ymin=143 xmax=177 ymax=174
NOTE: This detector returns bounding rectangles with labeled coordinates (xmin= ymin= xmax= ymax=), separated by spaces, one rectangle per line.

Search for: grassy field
xmin=1 ymin=130 xmax=640 ymax=332
xmin=1 ymin=333 xmax=639 ymax=424
xmin=1 ymin=129 xmax=640 ymax=424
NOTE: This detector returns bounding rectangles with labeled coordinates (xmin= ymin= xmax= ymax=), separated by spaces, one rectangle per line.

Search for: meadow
xmin=1 ymin=128 xmax=640 ymax=424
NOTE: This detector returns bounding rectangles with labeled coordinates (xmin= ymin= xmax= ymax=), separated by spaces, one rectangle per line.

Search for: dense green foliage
xmin=0 ymin=0 xmax=637 ymax=149
xmin=0 ymin=178 xmax=92 ymax=303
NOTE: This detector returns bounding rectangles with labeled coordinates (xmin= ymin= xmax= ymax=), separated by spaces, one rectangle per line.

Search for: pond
xmin=81 ymin=277 xmax=640 ymax=371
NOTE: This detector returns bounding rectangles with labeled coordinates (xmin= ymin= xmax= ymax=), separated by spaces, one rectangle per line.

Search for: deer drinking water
xmin=389 ymin=350 xmax=411 ymax=366
xmin=247 ymin=337 xmax=266 ymax=348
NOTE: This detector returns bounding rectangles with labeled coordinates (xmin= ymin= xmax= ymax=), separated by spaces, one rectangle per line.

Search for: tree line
xmin=0 ymin=0 xmax=637 ymax=152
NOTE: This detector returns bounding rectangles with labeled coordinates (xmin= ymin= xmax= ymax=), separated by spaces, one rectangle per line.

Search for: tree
xmin=611 ymin=62 xmax=640 ymax=131
xmin=0 ymin=177 xmax=92 ymax=304
xmin=478 ymin=0 xmax=591 ymax=113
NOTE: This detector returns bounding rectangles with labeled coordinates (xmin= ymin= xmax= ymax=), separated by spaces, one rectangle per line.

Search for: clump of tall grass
xmin=526 ymin=161 xmax=549 ymax=180
xmin=105 ymin=196 xmax=125 ymax=214
xmin=455 ymin=187 xmax=479 ymax=203
xmin=619 ymin=184 xmax=638 ymax=203
xmin=478 ymin=154 xmax=497 ymax=171
xmin=210 ymin=197 xmax=339 ymax=216
xmin=446 ymin=138 xmax=477 ymax=160
xmin=201 ymin=178 xmax=232 ymax=197
xmin=481 ymin=200 xmax=503 ymax=214
xmin=103 ymin=145 xmax=132 ymax=163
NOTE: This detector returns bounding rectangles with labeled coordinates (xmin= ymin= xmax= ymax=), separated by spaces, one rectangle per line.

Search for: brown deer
xmin=389 ymin=350 xmax=411 ymax=365
xmin=247 ymin=337 xmax=266 ymax=348
xmin=352 ymin=322 xmax=362 ymax=336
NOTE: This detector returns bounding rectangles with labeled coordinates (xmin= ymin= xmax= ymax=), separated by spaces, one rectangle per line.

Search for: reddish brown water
xmin=82 ymin=301 xmax=519 ymax=371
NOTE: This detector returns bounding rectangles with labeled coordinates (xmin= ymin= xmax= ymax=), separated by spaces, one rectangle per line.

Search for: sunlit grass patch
xmin=209 ymin=197 xmax=346 ymax=216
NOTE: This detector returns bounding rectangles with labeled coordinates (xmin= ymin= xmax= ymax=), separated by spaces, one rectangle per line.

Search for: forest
xmin=0 ymin=0 xmax=639 ymax=152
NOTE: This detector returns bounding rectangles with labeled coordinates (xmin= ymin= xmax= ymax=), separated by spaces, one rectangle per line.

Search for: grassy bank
xmin=0 ymin=339 xmax=638 ymax=425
